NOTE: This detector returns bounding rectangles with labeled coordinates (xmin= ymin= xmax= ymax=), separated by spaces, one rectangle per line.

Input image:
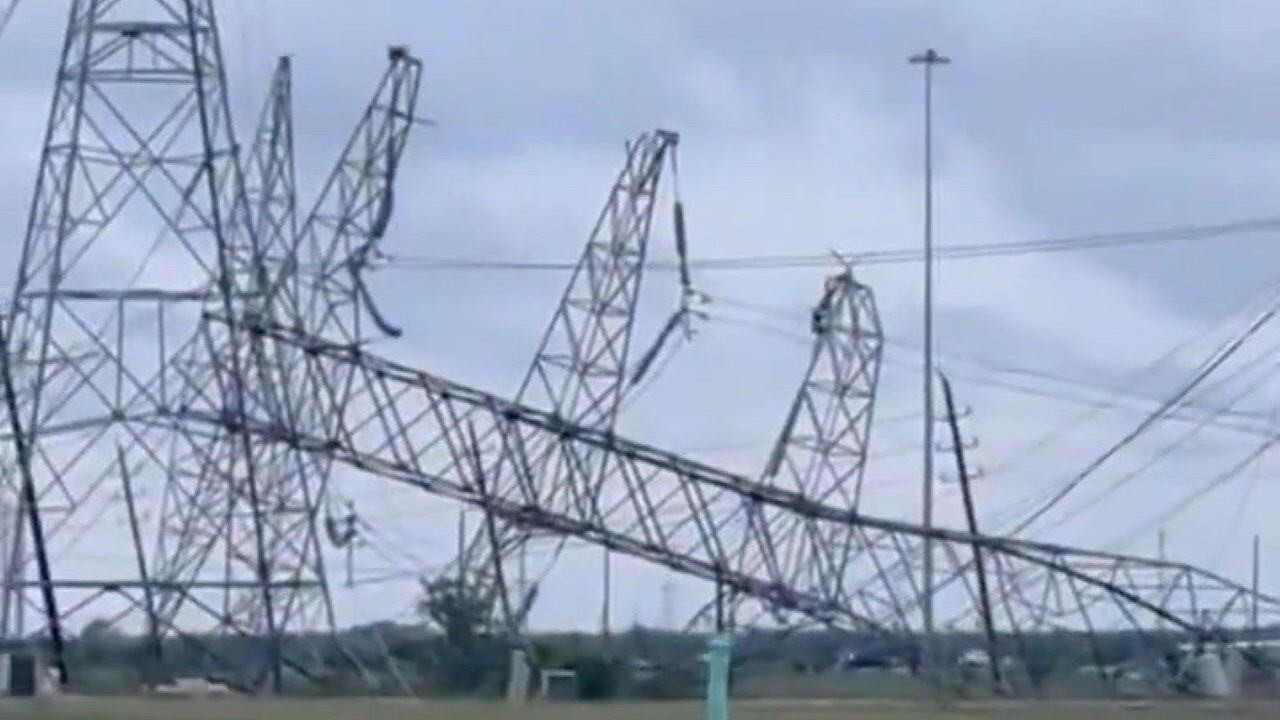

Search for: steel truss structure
xmin=2 ymin=0 xmax=1276 ymax=698
xmin=196 ymin=318 xmax=1280 ymax=687
xmin=687 ymin=269 xmax=885 ymax=631
xmin=453 ymin=130 xmax=690 ymax=629
xmin=726 ymin=271 xmax=884 ymax=626
xmin=0 ymin=0 xmax=422 ymax=691
xmin=762 ymin=271 xmax=883 ymax=511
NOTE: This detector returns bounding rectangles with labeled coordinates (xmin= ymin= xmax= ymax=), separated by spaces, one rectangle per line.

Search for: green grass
xmin=0 ymin=698 xmax=1275 ymax=720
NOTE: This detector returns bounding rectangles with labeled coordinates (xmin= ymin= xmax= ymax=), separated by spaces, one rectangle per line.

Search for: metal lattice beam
xmin=457 ymin=130 xmax=682 ymax=629
xmin=196 ymin=319 xmax=1280 ymax=678
xmin=0 ymin=0 xmax=300 ymax=688
xmin=0 ymin=1 xmax=423 ymax=691
xmin=726 ymin=270 xmax=883 ymax=626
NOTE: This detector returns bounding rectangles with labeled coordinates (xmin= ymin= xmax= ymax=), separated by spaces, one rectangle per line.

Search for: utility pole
xmin=1252 ymin=534 xmax=1261 ymax=646
xmin=601 ymin=547 xmax=612 ymax=642
xmin=938 ymin=373 xmax=1000 ymax=690
xmin=909 ymin=47 xmax=949 ymax=675
xmin=1158 ymin=529 xmax=1167 ymax=632
xmin=457 ymin=509 xmax=467 ymax=587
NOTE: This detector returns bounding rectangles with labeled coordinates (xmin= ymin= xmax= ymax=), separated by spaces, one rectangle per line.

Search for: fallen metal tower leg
xmin=456 ymin=130 xmax=683 ymax=632
xmin=705 ymin=269 xmax=883 ymax=631
xmin=154 ymin=47 xmax=424 ymax=687
xmin=201 ymin=320 xmax=1280 ymax=689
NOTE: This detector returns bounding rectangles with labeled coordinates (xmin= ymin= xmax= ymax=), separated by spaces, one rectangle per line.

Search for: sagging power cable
xmin=385 ymin=215 xmax=1280 ymax=273
xmin=1006 ymin=287 xmax=1280 ymax=536
xmin=0 ymin=1 xmax=20 ymax=41
xmin=630 ymin=145 xmax=708 ymax=388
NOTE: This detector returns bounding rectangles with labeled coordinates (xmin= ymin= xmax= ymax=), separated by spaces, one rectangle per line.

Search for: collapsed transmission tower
xmin=3 ymin=0 xmax=1276 ymax=699
xmin=0 ymin=0 xmax=422 ymax=691
xmin=699 ymin=269 xmax=883 ymax=629
xmin=200 ymin=318 xmax=1280 ymax=690
xmin=455 ymin=130 xmax=694 ymax=629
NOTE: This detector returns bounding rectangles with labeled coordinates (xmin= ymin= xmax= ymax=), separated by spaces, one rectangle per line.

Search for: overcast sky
xmin=2 ymin=1 xmax=1280 ymax=632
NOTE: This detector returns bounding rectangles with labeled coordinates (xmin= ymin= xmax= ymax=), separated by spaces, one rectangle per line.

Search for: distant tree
xmin=78 ymin=617 xmax=129 ymax=663
xmin=416 ymin=575 xmax=501 ymax=693
xmin=81 ymin=617 xmax=121 ymax=642
xmin=417 ymin=576 xmax=493 ymax=648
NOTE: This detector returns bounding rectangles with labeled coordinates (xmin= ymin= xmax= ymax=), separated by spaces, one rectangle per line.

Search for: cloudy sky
xmin=2 ymin=1 xmax=1280 ymax=632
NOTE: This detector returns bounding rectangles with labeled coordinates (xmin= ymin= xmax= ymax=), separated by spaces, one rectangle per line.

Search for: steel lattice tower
xmin=3 ymin=2 xmax=1276 ymax=698
xmin=762 ymin=271 xmax=883 ymax=511
xmin=689 ymin=270 xmax=883 ymax=630
xmin=151 ymin=44 xmax=423 ymax=681
xmin=1 ymin=0 xmax=275 ymax=678
xmin=456 ymin=130 xmax=684 ymax=629
xmin=758 ymin=272 xmax=884 ymax=591
xmin=0 ymin=1 xmax=423 ymax=691
xmin=0 ymin=0 xmax=307 ymax=688
xmin=215 ymin=315 xmax=1280 ymax=691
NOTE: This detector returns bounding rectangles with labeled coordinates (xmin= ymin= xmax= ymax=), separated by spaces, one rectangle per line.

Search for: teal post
xmin=705 ymin=634 xmax=732 ymax=720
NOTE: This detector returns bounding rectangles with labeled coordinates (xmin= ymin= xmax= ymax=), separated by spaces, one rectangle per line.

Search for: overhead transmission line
xmin=1003 ymin=286 xmax=1280 ymax=537
xmin=708 ymin=288 xmax=1280 ymax=548
xmin=1111 ymin=424 xmax=1280 ymax=553
xmin=1202 ymin=392 xmax=1279 ymax=568
xmin=948 ymin=271 xmax=1280 ymax=530
xmin=382 ymin=215 xmax=1280 ymax=273
xmin=710 ymin=293 xmax=1280 ymax=438
xmin=0 ymin=1 xmax=19 ymax=41
xmin=1024 ymin=343 xmax=1280 ymax=554
xmin=1022 ymin=344 xmax=1280 ymax=536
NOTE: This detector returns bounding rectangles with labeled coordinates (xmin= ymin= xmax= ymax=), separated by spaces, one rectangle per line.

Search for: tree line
xmin=43 ymin=578 xmax=1273 ymax=698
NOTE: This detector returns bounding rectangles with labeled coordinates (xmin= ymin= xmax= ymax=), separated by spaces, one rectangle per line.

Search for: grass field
xmin=0 ymin=698 xmax=1275 ymax=720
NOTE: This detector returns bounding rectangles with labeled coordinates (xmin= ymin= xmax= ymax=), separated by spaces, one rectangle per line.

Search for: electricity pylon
xmin=0 ymin=1 xmax=422 ymax=691
xmin=455 ymin=130 xmax=692 ymax=631
xmin=208 ymin=317 xmax=1280 ymax=694
xmin=1 ymin=2 xmax=280 ymax=687
xmin=689 ymin=269 xmax=883 ymax=630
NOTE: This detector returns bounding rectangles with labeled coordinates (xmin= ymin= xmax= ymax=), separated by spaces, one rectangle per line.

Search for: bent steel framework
xmin=0 ymin=0 xmax=423 ymax=691
xmin=3 ymin=0 xmax=1277 ymax=697
xmin=192 ymin=318 xmax=1280 ymax=677
xmin=455 ymin=130 xmax=687 ymax=631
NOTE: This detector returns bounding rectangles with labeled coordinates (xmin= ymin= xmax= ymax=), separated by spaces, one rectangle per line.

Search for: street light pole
xmin=909 ymin=47 xmax=949 ymax=675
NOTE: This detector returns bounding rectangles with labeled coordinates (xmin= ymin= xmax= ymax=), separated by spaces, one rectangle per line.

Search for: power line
xmin=708 ymin=302 xmax=1280 ymax=438
xmin=967 ymin=272 xmax=1280 ymax=530
xmin=1033 ymin=330 xmax=1280 ymax=550
xmin=1030 ymin=349 xmax=1280 ymax=536
xmin=1112 ymin=428 xmax=1280 ymax=552
xmin=880 ymin=338 xmax=1280 ymax=435
xmin=703 ymin=301 xmax=1280 ymax=546
xmin=878 ymin=352 xmax=1280 ymax=444
xmin=0 ymin=1 xmax=20 ymax=41
xmin=381 ymin=215 xmax=1280 ymax=273
xmin=1004 ymin=287 xmax=1280 ymax=537
xmin=712 ymin=277 xmax=1280 ymax=531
